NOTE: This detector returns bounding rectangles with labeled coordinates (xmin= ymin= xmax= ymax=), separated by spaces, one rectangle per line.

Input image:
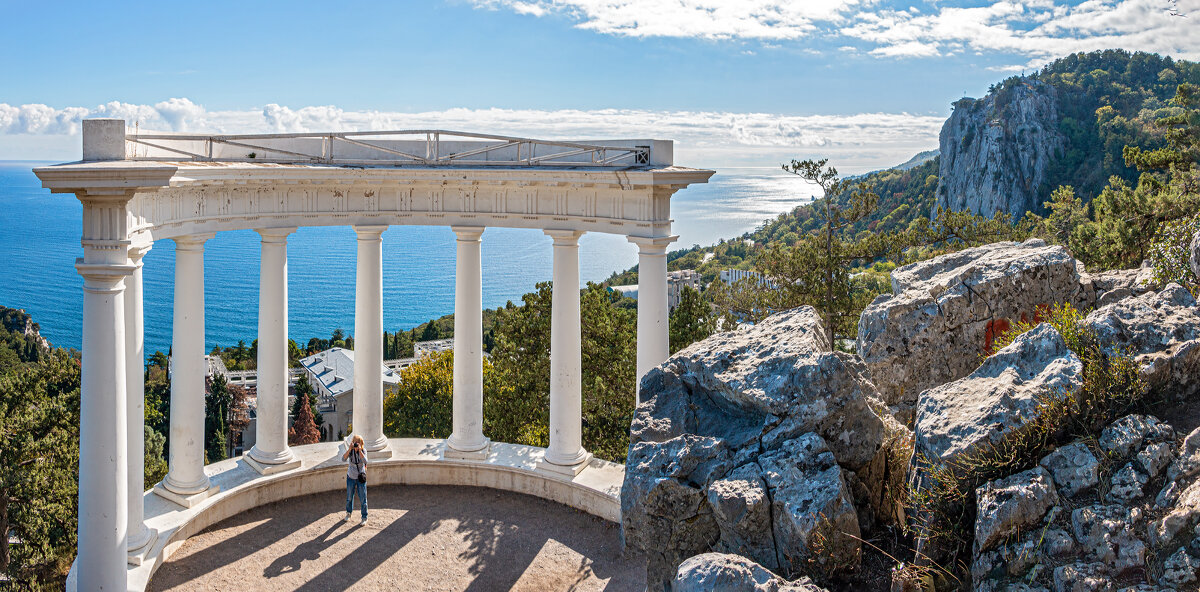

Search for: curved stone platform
xmin=147 ymin=484 xmax=643 ymax=591
xmin=69 ymin=439 xmax=623 ymax=592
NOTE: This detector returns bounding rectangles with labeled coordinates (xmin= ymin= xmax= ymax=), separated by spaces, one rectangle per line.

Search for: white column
xmin=446 ymin=226 xmax=490 ymax=458
xmin=76 ymin=259 xmax=133 ymax=591
xmin=158 ymin=233 xmax=218 ymax=506
xmin=124 ymin=244 xmax=157 ymax=561
xmin=538 ymin=229 xmax=592 ymax=476
xmin=353 ymin=225 xmax=390 ymax=456
xmin=628 ymin=235 xmax=677 ymax=402
xmin=246 ymin=228 xmax=301 ymax=475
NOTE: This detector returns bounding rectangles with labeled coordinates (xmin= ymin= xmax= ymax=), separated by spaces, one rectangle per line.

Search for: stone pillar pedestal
xmin=537 ymin=230 xmax=592 ymax=476
xmin=246 ymin=228 xmax=301 ymax=476
xmin=628 ymin=235 xmax=676 ymax=403
xmin=156 ymin=233 xmax=220 ymax=508
xmin=445 ymin=226 xmax=491 ymax=460
xmin=124 ymin=245 xmax=158 ymax=565
xmin=353 ymin=225 xmax=391 ymax=458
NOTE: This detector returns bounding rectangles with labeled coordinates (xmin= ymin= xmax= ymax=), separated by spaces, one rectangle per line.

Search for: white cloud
xmin=473 ymin=0 xmax=1200 ymax=62
xmin=842 ymin=0 xmax=1200 ymax=61
xmin=0 ymin=99 xmax=944 ymax=170
xmin=470 ymin=0 xmax=871 ymax=40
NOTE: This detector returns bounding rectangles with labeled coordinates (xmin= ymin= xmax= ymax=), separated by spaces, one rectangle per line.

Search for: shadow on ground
xmin=149 ymin=484 xmax=645 ymax=592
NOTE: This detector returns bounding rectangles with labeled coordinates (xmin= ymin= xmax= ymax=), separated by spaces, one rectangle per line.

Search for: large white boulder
xmin=913 ymin=323 xmax=1082 ymax=466
xmin=857 ymin=239 xmax=1081 ymax=412
xmin=1082 ymin=284 xmax=1200 ymax=399
xmin=624 ymin=307 xmax=899 ymax=590
xmin=672 ymin=553 xmax=829 ymax=592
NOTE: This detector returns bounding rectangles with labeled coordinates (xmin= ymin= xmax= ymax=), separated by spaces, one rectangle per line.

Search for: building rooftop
xmin=300 ymin=347 xmax=400 ymax=398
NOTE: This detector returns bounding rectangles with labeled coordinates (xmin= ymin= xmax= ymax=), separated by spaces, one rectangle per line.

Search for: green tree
xmin=1081 ymin=84 xmax=1200 ymax=269
xmin=287 ymin=389 xmax=321 ymax=446
xmin=383 ymin=350 xmax=456 ymax=438
xmin=144 ymin=425 xmax=168 ymax=491
xmin=1031 ymin=185 xmax=1089 ymax=256
xmin=0 ymin=351 xmax=80 ymax=586
xmin=204 ymin=375 xmax=232 ymax=462
xmin=726 ymin=159 xmax=886 ymax=347
xmin=487 ymin=282 xmax=637 ymax=461
xmin=668 ymin=287 xmax=716 ymax=354
xmin=287 ymin=338 xmax=304 ymax=368
xmin=291 ymin=373 xmax=323 ymax=432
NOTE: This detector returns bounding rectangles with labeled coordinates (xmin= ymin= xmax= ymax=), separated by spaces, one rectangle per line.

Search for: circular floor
xmin=149 ymin=484 xmax=646 ymax=592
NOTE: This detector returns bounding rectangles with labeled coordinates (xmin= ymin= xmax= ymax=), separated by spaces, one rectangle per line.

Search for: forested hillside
xmin=606 ymin=50 xmax=1199 ymax=288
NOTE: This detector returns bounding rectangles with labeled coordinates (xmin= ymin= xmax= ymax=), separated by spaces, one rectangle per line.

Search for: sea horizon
xmin=0 ymin=160 xmax=819 ymax=356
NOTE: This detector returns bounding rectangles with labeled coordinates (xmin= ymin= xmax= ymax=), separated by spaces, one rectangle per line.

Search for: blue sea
xmin=0 ymin=162 xmax=816 ymax=357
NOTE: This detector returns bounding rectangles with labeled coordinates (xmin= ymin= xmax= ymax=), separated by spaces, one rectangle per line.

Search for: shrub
xmin=907 ymin=303 xmax=1145 ymax=586
xmin=1148 ymin=213 xmax=1200 ymax=295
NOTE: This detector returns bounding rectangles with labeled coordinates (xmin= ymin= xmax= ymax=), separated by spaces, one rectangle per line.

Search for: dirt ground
xmin=149 ymin=484 xmax=646 ymax=592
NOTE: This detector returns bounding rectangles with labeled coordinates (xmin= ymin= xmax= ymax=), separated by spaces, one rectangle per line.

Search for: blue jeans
xmin=346 ymin=476 xmax=367 ymax=518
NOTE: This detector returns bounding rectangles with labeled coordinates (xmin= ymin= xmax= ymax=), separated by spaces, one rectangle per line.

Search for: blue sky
xmin=2 ymin=0 xmax=1196 ymax=169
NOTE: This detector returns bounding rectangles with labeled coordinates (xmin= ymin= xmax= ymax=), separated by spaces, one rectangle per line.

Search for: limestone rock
xmin=858 ymin=239 xmax=1081 ymax=410
xmin=1039 ymin=442 xmax=1101 ymax=497
xmin=758 ymin=434 xmax=860 ymax=575
xmin=1083 ymin=285 xmax=1200 ymax=399
xmin=1136 ymin=442 xmax=1175 ymax=480
xmin=975 ymin=467 xmax=1060 ymax=553
xmin=936 ymin=80 xmax=1065 ymax=220
xmin=707 ymin=464 xmax=777 ymax=570
xmin=1153 ymin=479 xmax=1200 ymax=547
xmin=914 ymin=323 xmax=1081 ymax=466
xmin=1167 ymin=426 xmax=1200 ymax=484
xmin=1098 ymin=415 xmax=1174 ymax=460
xmin=1052 ymin=562 xmax=1112 ymax=592
xmin=1076 ymin=266 xmax=1158 ymax=309
xmin=622 ymin=434 xmax=728 ymax=588
xmin=1191 ymin=229 xmax=1200 ymax=281
xmin=1107 ymin=462 xmax=1150 ymax=503
xmin=671 ymin=553 xmax=828 ymax=592
xmin=625 ymin=306 xmax=896 ymax=588
xmin=1071 ymin=505 xmax=1146 ymax=572
xmin=1160 ymin=546 xmax=1200 ymax=589
xmin=637 ymin=306 xmax=887 ymax=471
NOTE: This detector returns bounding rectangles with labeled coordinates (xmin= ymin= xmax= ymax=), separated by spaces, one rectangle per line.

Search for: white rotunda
xmin=35 ymin=119 xmax=713 ymax=591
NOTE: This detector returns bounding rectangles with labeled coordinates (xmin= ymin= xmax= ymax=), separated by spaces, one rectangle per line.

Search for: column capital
xmin=174 ymin=233 xmax=215 ymax=251
xmin=544 ymin=229 xmax=586 ymax=246
xmin=255 ymin=227 xmax=297 ymax=243
xmin=353 ymin=224 xmax=389 ymax=240
xmin=451 ymin=225 xmax=485 ymax=242
xmin=627 ymin=234 xmax=678 ymax=255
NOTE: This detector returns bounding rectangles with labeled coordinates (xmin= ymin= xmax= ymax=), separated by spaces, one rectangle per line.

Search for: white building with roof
xmin=300 ymin=348 xmax=401 ymax=441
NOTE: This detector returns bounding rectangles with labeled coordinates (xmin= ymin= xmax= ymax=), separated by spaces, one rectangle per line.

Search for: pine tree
xmin=668 ymin=287 xmax=716 ymax=354
xmin=291 ymin=374 xmax=323 ymax=432
xmin=288 ymin=390 xmax=321 ymax=445
xmin=204 ymin=375 xmax=233 ymax=462
xmin=0 ymin=351 xmax=80 ymax=583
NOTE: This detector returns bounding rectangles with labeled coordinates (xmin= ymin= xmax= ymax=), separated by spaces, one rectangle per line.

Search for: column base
xmin=127 ymin=527 xmax=159 ymax=566
xmin=366 ymin=447 xmax=393 ymax=460
xmin=245 ymin=454 xmax=302 ymax=476
xmin=153 ymin=481 xmax=220 ymax=509
xmin=536 ymin=451 xmax=594 ymax=477
xmin=442 ymin=440 xmax=491 ymax=460
xmin=344 ymin=440 xmax=394 ymax=460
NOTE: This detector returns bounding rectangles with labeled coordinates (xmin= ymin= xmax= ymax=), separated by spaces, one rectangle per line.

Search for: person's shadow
xmin=263 ymin=520 xmax=354 ymax=578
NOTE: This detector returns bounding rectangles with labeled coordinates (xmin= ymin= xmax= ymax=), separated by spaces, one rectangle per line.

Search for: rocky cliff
xmin=626 ymin=240 xmax=1200 ymax=592
xmin=936 ymin=79 xmax=1065 ymax=219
